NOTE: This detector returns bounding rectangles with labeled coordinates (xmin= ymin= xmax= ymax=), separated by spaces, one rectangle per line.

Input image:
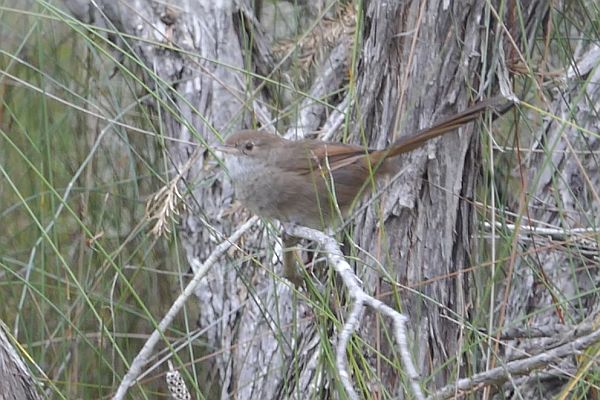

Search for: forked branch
xmin=285 ymin=224 xmax=425 ymax=400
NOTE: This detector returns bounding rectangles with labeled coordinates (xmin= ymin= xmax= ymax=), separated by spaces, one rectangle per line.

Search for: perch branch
xmin=285 ymin=225 xmax=425 ymax=400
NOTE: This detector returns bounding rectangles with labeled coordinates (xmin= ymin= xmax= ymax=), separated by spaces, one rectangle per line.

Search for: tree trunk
xmin=347 ymin=1 xmax=491 ymax=390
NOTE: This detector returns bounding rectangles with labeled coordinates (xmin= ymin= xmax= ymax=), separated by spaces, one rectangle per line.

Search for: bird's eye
xmin=244 ymin=142 xmax=254 ymax=151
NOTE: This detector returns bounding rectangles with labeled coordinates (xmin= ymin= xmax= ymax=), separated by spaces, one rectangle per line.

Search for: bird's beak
xmin=214 ymin=144 xmax=237 ymax=154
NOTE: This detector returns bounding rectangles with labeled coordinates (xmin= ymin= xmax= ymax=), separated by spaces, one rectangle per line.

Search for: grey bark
xmin=341 ymin=1 xmax=503 ymax=392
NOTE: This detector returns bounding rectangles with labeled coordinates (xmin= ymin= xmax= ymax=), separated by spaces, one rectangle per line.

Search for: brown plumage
xmin=218 ymin=96 xmax=513 ymax=228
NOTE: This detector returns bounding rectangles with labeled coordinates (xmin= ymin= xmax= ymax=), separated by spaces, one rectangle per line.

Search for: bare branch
xmin=284 ymin=36 xmax=352 ymax=139
xmin=429 ymin=325 xmax=600 ymax=400
xmin=113 ymin=217 xmax=259 ymax=400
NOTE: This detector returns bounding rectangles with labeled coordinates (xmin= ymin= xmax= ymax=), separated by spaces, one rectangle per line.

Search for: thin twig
xmin=483 ymin=221 xmax=599 ymax=240
xmin=112 ymin=216 xmax=258 ymax=400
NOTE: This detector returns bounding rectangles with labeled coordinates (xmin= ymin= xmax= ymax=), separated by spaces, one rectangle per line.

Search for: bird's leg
xmin=281 ymin=230 xmax=305 ymax=288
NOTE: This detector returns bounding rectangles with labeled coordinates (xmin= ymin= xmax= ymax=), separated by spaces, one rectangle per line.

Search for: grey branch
xmin=284 ymin=36 xmax=352 ymax=139
xmin=429 ymin=324 xmax=600 ymax=400
xmin=113 ymin=216 xmax=259 ymax=400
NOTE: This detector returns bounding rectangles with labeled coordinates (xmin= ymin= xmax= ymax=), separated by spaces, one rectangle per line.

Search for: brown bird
xmin=217 ymin=97 xmax=512 ymax=229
